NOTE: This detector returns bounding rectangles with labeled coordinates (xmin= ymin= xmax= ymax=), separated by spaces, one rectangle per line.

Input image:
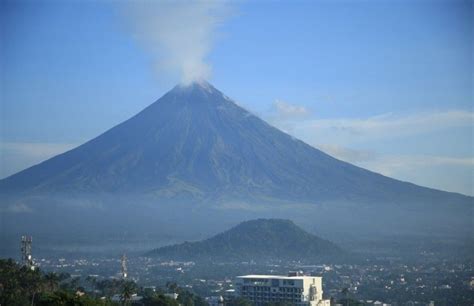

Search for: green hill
xmin=148 ymin=219 xmax=342 ymax=262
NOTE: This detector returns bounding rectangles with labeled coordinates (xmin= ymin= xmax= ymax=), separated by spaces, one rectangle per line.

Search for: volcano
xmin=0 ymin=81 xmax=472 ymax=245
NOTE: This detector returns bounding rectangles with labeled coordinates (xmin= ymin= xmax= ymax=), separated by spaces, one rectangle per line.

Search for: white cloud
xmin=319 ymin=143 xmax=474 ymax=172
xmin=316 ymin=143 xmax=473 ymax=195
xmin=267 ymin=100 xmax=312 ymax=134
xmin=316 ymin=145 xmax=474 ymax=196
xmin=1 ymin=142 xmax=77 ymax=158
xmin=122 ymin=0 xmax=233 ymax=85
xmin=0 ymin=142 xmax=77 ymax=178
xmin=307 ymin=110 xmax=474 ymax=141
xmin=317 ymin=144 xmax=376 ymax=163
xmin=269 ymin=101 xmax=474 ymax=144
xmin=360 ymin=154 xmax=474 ymax=196
xmin=359 ymin=154 xmax=474 ymax=177
xmin=1 ymin=202 xmax=33 ymax=213
xmin=267 ymin=107 xmax=473 ymax=195
xmin=268 ymin=109 xmax=474 ymax=150
xmin=272 ymin=99 xmax=311 ymax=119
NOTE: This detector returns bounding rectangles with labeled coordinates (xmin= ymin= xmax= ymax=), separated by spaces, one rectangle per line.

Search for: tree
xmin=121 ymin=281 xmax=137 ymax=305
xmin=338 ymin=288 xmax=363 ymax=306
xmin=181 ymin=295 xmax=195 ymax=306
xmin=341 ymin=287 xmax=349 ymax=306
xmin=58 ymin=272 xmax=71 ymax=282
xmin=0 ymin=259 xmax=43 ymax=305
xmin=36 ymin=290 xmax=115 ymax=305
xmin=65 ymin=276 xmax=81 ymax=291
xmin=166 ymin=281 xmax=179 ymax=293
xmin=85 ymin=275 xmax=97 ymax=288
xmin=44 ymin=272 xmax=60 ymax=292
xmin=0 ymin=258 xmax=113 ymax=306
xmin=96 ymin=278 xmax=124 ymax=297
xmin=338 ymin=298 xmax=364 ymax=306
xmin=226 ymin=297 xmax=252 ymax=306
xmin=142 ymin=294 xmax=180 ymax=306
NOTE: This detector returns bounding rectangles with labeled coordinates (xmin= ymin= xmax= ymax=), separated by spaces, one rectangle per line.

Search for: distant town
xmin=2 ymin=234 xmax=473 ymax=306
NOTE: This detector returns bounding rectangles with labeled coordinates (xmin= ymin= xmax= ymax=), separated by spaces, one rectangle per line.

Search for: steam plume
xmin=123 ymin=0 xmax=231 ymax=85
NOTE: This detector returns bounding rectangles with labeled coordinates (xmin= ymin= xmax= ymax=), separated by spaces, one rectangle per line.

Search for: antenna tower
xmin=20 ymin=235 xmax=34 ymax=270
xmin=121 ymin=253 xmax=128 ymax=279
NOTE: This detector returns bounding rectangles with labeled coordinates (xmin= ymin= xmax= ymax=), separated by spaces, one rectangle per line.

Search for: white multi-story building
xmin=234 ymin=273 xmax=331 ymax=306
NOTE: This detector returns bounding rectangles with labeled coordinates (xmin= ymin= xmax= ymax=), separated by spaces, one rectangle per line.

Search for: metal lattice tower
xmin=121 ymin=253 xmax=128 ymax=279
xmin=20 ymin=235 xmax=34 ymax=270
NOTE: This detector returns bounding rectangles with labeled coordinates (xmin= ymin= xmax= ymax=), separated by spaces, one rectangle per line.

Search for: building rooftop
xmin=236 ymin=275 xmax=321 ymax=280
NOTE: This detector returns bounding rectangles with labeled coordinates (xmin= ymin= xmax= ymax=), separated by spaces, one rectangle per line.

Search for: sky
xmin=0 ymin=0 xmax=472 ymax=195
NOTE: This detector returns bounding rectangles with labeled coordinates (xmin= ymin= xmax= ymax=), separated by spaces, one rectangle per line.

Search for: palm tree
xmin=341 ymin=287 xmax=349 ymax=306
xmin=166 ymin=281 xmax=179 ymax=293
xmin=69 ymin=277 xmax=80 ymax=291
xmin=44 ymin=272 xmax=60 ymax=292
xmin=85 ymin=275 xmax=97 ymax=292
xmin=22 ymin=266 xmax=41 ymax=306
xmin=120 ymin=281 xmax=137 ymax=305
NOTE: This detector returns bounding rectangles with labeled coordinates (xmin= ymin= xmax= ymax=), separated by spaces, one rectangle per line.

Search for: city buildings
xmin=234 ymin=273 xmax=331 ymax=306
xmin=205 ymin=296 xmax=224 ymax=306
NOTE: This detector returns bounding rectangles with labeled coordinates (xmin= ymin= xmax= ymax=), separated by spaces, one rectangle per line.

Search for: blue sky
xmin=1 ymin=0 xmax=472 ymax=195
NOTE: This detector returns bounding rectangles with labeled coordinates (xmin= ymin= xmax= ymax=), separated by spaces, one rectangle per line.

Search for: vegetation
xmin=0 ymin=258 xmax=209 ymax=306
xmin=163 ymin=282 xmax=208 ymax=306
xmin=225 ymin=298 xmax=252 ymax=306
xmin=0 ymin=258 xmax=112 ymax=305
xmin=120 ymin=281 xmax=137 ymax=305
xmin=337 ymin=298 xmax=365 ymax=306
xmin=149 ymin=219 xmax=343 ymax=262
